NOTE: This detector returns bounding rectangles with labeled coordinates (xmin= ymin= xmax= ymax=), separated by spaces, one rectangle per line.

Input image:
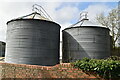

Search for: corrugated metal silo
xmin=62 ymin=18 xmax=110 ymax=62
xmin=5 ymin=8 xmax=61 ymax=66
xmin=0 ymin=41 xmax=6 ymax=57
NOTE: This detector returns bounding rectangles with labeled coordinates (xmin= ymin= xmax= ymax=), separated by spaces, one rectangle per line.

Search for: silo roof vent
xmin=69 ymin=12 xmax=106 ymax=28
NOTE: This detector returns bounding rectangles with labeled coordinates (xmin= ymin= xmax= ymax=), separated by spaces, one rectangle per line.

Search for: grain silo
xmin=62 ymin=13 xmax=110 ymax=62
xmin=0 ymin=41 xmax=6 ymax=57
xmin=5 ymin=5 xmax=61 ymax=66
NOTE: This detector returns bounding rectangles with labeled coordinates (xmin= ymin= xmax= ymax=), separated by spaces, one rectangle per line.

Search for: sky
xmin=0 ymin=0 xmax=119 ymax=42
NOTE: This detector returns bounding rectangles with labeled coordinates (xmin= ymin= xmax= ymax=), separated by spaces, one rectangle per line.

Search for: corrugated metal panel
xmin=62 ymin=27 xmax=110 ymax=63
xmin=0 ymin=41 xmax=5 ymax=57
xmin=5 ymin=19 xmax=60 ymax=66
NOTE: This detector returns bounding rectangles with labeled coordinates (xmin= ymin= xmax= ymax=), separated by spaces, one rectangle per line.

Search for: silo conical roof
xmin=70 ymin=19 xmax=106 ymax=28
xmin=12 ymin=12 xmax=51 ymax=21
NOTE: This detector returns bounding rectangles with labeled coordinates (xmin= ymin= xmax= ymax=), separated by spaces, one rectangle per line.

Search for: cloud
xmin=0 ymin=2 xmax=35 ymax=41
xmin=54 ymin=6 xmax=80 ymax=24
xmin=83 ymin=4 xmax=111 ymax=22
xmin=39 ymin=2 xmax=80 ymax=28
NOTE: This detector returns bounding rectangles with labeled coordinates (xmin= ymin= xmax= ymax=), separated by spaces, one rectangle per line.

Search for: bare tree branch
xmin=96 ymin=8 xmax=119 ymax=48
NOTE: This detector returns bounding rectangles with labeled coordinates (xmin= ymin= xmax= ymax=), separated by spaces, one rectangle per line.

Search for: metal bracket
xmin=79 ymin=11 xmax=88 ymax=21
xmin=32 ymin=4 xmax=53 ymax=20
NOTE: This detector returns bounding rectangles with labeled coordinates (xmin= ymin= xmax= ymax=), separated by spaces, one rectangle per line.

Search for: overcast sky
xmin=0 ymin=0 xmax=119 ymax=42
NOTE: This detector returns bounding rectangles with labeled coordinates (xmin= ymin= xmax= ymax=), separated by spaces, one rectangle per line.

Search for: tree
xmin=96 ymin=8 xmax=120 ymax=49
